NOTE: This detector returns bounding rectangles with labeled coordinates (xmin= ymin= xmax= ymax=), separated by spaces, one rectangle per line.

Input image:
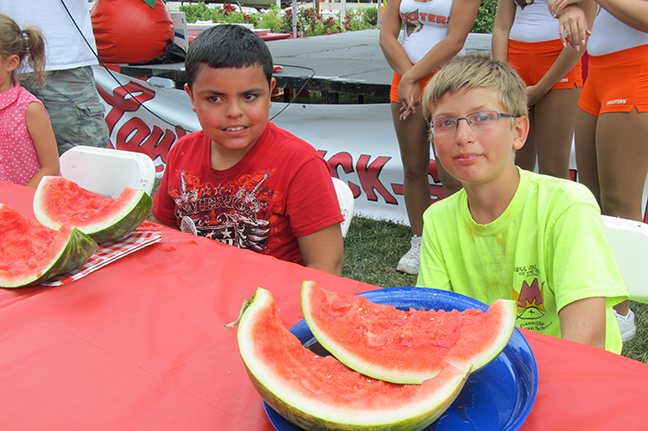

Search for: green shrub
xmin=256 ymin=6 xmax=284 ymax=30
xmin=471 ymin=0 xmax=497 ymax=34
xmin=211 ymin=4 xmax=259 ymax=26
xmin=343 ymin=7 xmax=378 ymax=31
xmin=179 ymin=2 xmax=212 ymax=22
xmin=176 ymin=1 xmax=496 ymax=36
xmin=275 ymin=7 xmax=345 ymax=36
xmin=363 ymin=7 xmax=378 ymax=26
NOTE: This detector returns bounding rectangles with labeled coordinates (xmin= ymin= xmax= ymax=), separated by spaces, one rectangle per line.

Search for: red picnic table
xmin=1 ymin=179 xmax=647 ymax=430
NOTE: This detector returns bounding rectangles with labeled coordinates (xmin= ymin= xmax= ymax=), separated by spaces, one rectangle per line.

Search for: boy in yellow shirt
xmin=416 ymin=54 xmax=628 ymax=353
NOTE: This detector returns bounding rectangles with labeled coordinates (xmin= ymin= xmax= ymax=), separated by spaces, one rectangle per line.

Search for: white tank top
xmin=587 ymin=6 xmax=648 ymax=56
xmin=509 ymin=0 xmax=560 ymax=42
xmin=400 ymin=0 xmax=465 ymax=63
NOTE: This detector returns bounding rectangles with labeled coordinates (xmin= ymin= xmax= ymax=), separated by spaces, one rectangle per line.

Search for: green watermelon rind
xmin=301 ymin=281 xmax=517 ymax=385
xmin=0 ymin=223 xmax=97 ymax=289
xmin=80 ymin=191 xmax=153 ymax=243
xmin=246 ymin=368 xmax=465 ymax=431
xmin=237 ymin=287 xmax=471 ymax=431
xmin=457 ymin=299 xmax=517 ymax=372
xmin=33 ymin=177 xmax=154 ymax=243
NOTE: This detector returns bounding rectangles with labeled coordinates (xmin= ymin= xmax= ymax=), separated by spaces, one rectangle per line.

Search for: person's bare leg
xmin=574 ymin=108 xmax=600 ymax=202
xmin=596 ymin=108 xmax=648 ymax=316
xmin=596 ymin=108 xmax=648 ymax=221
xmin=390 ymin=102 xmax=433 ymax=237
xmin=534 ymin=88 xmax=581 ymax=179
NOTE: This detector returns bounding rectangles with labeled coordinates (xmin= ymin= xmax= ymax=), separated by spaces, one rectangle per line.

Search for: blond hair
xmin=422 ymin=54 xmax=528 ymax=121
xmin=0 ymin=14 xmax=47 ymax=85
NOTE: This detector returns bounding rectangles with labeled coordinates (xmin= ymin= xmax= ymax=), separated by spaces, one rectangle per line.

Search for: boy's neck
xmin=210 ymin=140 xmax=257 ymax=171
xmin=463 ymin=166 xmax=521 ymax=225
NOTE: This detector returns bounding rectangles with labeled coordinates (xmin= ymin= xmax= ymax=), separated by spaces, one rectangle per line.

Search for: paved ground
xmin=267 ymin=29 xmax=492 ymax=86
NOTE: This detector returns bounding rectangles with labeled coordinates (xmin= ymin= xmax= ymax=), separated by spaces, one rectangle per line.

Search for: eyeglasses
xmin=430 ymin=111 xmax=516 ymax=135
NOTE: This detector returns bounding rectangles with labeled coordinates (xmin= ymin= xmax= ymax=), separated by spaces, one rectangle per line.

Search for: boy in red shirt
xmin=152 ymin=25 xmax=344 ymax=275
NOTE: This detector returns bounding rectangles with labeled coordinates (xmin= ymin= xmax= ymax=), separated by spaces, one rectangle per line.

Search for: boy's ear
xmin=184 ymin=83 xmax=197 ymax=113
xmin=512 ymin=115 xmax=530 ymax=150
xmin=269 ymin=77 xmax=276 ymax=106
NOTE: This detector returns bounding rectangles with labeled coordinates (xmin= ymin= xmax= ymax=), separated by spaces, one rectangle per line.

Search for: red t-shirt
xmin=153 ymin=122 xmax=344 ymax=265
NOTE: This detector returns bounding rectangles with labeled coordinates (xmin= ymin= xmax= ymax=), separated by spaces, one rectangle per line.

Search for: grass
xmin=149 ymin=178 xmax=647 ymax=364
xmin=621 ymin=304 xmax=648 ymax=362
xmin=340 ymin=215 xmax=417 ymax=288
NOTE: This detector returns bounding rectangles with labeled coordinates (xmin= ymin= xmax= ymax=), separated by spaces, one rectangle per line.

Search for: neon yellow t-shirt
xmin=416 ymin=168 xmax=628 ymax=353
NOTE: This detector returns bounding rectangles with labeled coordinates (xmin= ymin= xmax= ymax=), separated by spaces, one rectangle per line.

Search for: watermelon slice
xmin=33 ymin=176 xmax=153 ymax=243
xmin=302 ymin=281 xmax=516 ymax=384
xmin=234 ymin=287 xmax=471 ymax=431
xmin=0 ymin=204 xmax=97 ymax=288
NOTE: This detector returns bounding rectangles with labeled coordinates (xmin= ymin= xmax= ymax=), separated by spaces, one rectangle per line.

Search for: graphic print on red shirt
xmin=171 ymin=169 xmax=279 ymax=254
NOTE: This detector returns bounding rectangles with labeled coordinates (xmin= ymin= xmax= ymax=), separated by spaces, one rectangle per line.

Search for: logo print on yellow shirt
xmin=514 ymin=278 xmax=546 ymax=320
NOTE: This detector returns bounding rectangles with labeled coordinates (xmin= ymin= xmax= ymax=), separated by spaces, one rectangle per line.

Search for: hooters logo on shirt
xmin=401 ymin=10 xmax=449 ymax=25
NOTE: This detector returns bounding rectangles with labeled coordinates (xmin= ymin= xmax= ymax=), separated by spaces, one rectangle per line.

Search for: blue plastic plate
xmin=263 ymin=287 xmax=538 ymax=431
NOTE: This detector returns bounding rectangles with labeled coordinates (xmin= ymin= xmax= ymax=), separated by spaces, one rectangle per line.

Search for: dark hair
xmin=185 ymin=24 xmax=273 ymax=90
xmin=0 ymin=14 xmax=47 ymax=85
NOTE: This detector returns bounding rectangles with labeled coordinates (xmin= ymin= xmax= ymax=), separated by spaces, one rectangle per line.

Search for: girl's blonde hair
xmin=0 ymin=14 xmax=46 ymax=85
xmin=422 ymin=54 xmax=528 ymax=121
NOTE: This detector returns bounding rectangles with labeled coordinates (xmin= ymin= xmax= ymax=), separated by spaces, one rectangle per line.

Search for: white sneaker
xmin=397 ymin=235 xmax=422 ymax=275
xmin=614 ymin=309 xmax=637 ymax=342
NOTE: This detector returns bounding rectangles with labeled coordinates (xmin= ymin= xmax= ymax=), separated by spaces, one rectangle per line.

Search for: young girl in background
xmin=0 ymin=14 xmax=58 ymax=188
xmin=492 ymin=0 xmax=595 ymax=179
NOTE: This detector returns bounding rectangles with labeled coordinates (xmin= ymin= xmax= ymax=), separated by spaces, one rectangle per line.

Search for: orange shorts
xmin=390 ymin=71 xmax=434 ymax=103
xmin=579 ymin=44 xmax=648 ymax=116
xmin=508 ymin=39 xmax=583 ymax=90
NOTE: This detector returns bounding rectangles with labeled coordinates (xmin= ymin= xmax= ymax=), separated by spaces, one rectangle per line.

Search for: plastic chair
xmin=59 ymin=146 xmax=156 ymax=199
xmin=602 ymin=215 xmax=648 ymax=304
xmin=332 ymin=177 xmax=355 ymax=238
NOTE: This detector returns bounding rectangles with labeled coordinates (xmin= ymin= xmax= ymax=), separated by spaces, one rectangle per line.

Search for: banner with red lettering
xmin=94 ymin=66 xmax=648 ymax=224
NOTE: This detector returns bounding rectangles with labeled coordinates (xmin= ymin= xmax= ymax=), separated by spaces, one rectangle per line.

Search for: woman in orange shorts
xmin=492 ymin=0 xmax=595 ymax=179
xmin=379 ymin=0 xmax=480 ymax=274
xmin=552 ymin=0 xmax=648 ymax=341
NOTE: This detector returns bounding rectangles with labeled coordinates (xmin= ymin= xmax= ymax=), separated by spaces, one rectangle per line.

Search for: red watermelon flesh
xmin=0 ymin=204 xmax=97 ymax=288
xmin=34 ymin=176 xmax=153 ymax=243
xmin=302 ymin=281 xmax=516 ymax=384
xmin=236 ymin=287 xmax=471 ymax=431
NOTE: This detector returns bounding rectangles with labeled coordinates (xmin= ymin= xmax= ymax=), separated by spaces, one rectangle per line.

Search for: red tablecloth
xmin=1 ymin=180 xmax=647 ymax=430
